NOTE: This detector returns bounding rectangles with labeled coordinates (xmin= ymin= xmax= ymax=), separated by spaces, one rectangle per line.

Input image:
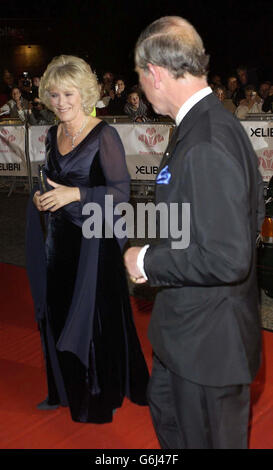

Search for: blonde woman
xmin=26 ymin=55 xmax=148 ymax=423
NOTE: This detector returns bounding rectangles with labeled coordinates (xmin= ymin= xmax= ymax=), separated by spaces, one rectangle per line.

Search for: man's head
xmin=135 ymin=16 xmax=209 ymax=80
xmin=259 ymin=82 xmax=271 ymax=100
xmin=11 ymin=87 xmax=21 ymax=102
xmin=3 ymin=70 xmax=14 ymax=87
xmin=103 ymin=72 xmax=114 ymax=84
xmin=237 ymin=66 xmax=248 ymax=85
xmin=244 ymin=84 xmax=257 ymax=103
xmin=134 ymin=16 xmax=209 ymax=118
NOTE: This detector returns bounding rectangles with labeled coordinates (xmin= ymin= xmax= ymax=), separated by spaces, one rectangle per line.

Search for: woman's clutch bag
xmin=38 ymin=164 xmax=52 ymax=194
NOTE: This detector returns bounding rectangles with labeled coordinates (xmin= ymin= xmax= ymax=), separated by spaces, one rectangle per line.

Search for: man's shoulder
xmin=175 ymin=98 xmax=248 ymax=157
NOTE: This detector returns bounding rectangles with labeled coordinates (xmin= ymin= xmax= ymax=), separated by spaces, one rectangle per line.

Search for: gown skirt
xmin=42 ymin=211 xmax=149 ymax=423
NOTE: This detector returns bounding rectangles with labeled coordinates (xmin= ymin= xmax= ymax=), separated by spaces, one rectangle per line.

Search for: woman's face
xmin=48 ymin=85 xmax=83 ymax=122
xmin=116 ymin=80 xmax=125 ymax=94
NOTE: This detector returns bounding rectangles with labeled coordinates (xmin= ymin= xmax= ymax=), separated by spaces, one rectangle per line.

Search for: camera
xmin=22 ymin=71 xmax=31 ymax=87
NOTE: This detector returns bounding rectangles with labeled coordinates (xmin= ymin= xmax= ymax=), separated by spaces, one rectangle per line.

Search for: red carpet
xmin=0 ymin=262 xmax=273 ymax=449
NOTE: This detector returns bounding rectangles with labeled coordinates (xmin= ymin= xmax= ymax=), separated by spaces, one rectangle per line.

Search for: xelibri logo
xmin=82 ymin=196 xmax=190 ymax=250
xmin=250 ymin=127 xmax=273 ymax=137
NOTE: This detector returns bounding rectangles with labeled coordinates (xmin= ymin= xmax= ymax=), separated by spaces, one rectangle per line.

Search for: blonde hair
xmin=39 ymin=55 xmax=100 ymax=115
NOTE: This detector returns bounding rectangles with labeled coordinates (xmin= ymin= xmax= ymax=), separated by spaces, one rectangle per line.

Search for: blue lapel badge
xmin=156 ymin=165 xmax=171 ymax=185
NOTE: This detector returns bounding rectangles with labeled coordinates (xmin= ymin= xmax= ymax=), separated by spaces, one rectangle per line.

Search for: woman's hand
xmin=39 ymin=178 xmax=81 ymax=212
xmin=33 ymin=190 xmax=43 ymax=211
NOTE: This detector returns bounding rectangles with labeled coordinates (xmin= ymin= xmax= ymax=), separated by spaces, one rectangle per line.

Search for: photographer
xmin=18 ymin=72 xmax=34 ymax=102
xmin=235 ymin=84 xmax=262 ymax=119
xmin=27 ymin=97 xmax=56 ymax=125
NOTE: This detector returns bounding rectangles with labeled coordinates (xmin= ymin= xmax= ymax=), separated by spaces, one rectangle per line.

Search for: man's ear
xmin=147 ymin=63 xmax=161 ymax=89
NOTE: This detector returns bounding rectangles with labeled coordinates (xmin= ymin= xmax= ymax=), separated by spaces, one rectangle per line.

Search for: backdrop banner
xmin=28 ymin=125 xmax=51 ymax=178
xmin=0 ymin=125 xmax=27 ymax=176
xmin=241 ymin=120 xmax=273 ymax=182
xmin=2 ymin=121 xmax=272 ymax=184
xmin=113 ymin=124 xmax=172 ymax=180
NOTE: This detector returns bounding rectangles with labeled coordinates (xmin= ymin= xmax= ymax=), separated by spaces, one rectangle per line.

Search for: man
xmin=226 ymin=75 xmax=240 ymax=107
xmin=124 ymin=16 xmax=265 ymax=449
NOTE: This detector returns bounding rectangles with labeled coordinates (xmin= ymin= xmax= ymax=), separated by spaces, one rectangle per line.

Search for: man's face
xmin=11 ymin=88 xmax=21 ymax=102
xmin=227 ymin=77 xmax=238 ymax=92
xmin=3 ymin=71 xmax=13 ymax=86
xmin=245 ymin=89 xmax=256 ymax=102
xmin=33 ymin=98 xmax=43 ymax=110
xmin=103 ymin=72 xmax=113 ymax=83
xmin=33 ymin=77 xmax=40 ymax=87
xmin=237 ymin=69 xmax=247 ymax=85
xmin=259 ymin=83 xmax=270 ymax=100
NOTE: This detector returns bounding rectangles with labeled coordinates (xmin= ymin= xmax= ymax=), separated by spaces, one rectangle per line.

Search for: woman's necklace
xmin=63 ymin=117 xmax=88 ymax=150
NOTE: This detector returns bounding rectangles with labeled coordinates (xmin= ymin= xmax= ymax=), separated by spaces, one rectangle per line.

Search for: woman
xmin=0 ymin=87 xmax=29 ymax=121
xmin=26 ymin=55 xmax=149 ymax=423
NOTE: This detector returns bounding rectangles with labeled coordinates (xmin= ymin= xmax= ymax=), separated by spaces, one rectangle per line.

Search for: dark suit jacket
xmin=144 ymin=92 xmax=265 ymax=387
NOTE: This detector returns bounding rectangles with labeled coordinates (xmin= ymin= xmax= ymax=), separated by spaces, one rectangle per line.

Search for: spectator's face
xmin=3 ymin=71 xmax=14 ymax=86
xmin=33 ymin=77 xmax=40 ymax=87
xmin=214 ymin=88 xmax=225 ymax=102
xmin=227 ymin=77 xmax=238 ymax=92
xmin=11 ymin=88 xmax=21 ymax=101
xmin=212 ymin=75 xmax=221 ymax=86
xmin=103 ymin=72 xmax=113 ymax=83
xmin=33 ymin=98 xmax=43 ymax=110
xmin=259 ymin=83 xmax=270 ymax=100
xmin=116 ymin=80 xmax=125 ymax=94
xmin=237 ymin=69 xmax=247 ymax=85
xmin=245 ymin=89 xmax=256 ymax=102
xmin=128 ymin=92 xmax=139 ymax=109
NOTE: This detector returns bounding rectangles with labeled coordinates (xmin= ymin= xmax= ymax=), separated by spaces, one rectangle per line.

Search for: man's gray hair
xmin=135 ymin=16 xmax=209 ymax=78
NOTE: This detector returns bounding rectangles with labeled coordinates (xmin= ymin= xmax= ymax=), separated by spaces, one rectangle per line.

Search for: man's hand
xmin=39 ymin=178 xmax=80 ymax=212
xmin=124 ymin=247 xmax=147 ymax=284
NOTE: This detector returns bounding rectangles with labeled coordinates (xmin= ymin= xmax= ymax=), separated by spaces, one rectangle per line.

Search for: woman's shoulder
xmin=99 ymin=120 xmax=116 ymax=136
xmin=98 ymin=120 xmax=124 ymax=146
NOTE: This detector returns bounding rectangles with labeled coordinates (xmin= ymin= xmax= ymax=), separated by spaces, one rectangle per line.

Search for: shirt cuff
xmin=137 ymin=244 xmax=150 ymax=280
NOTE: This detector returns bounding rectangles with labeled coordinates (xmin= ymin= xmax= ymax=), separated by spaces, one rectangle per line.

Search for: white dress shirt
xmin=136 ymin=87 xmax=212 ymax=279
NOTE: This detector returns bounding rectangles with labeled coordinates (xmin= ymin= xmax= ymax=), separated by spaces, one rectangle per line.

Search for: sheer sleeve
xmin=80 ymin=124 xmax=130 ymax=206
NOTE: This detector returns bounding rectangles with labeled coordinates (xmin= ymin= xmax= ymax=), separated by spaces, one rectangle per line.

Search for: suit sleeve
xmin=144 ymin=142 xmax=258 ymax=287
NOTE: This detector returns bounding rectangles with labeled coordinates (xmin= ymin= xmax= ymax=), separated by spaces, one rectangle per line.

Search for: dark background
xmin=0 ymin=0 xmax=272 ymax=85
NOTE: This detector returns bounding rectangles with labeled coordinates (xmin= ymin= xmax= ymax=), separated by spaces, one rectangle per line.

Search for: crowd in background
xmin=0 ymin=64 xmax=272 ymax=125
xmin=208 ymin=66 xmax=273 ymax=118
